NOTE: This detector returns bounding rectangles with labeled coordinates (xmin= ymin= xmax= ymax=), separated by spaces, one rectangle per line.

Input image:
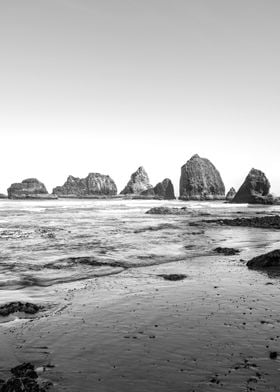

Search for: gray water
xmin=0 ymin=199 xmax=280 ymax=305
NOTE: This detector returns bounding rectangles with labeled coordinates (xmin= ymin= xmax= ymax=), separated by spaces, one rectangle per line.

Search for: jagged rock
xmin=247 ymin=249 xmax=280 ymax=269
xmin=153 ymin=178 xmax=175 ymax=199
xmin=226 ymin=187 xmax=236 ymax=201
xmin=7 ymin=179 xmax=56 ymax=200
xmin=213 ymin=247 xmax=240 ymax=255
xmin=140 ymin=188 xmax=156 ymax=197
xmin=179 ymin=154 xmax=225 ymax=200
xmin=53 ymin=173 xmax=117 ymax=197
xmin=232 ymin=168 xmax=273 ymax=204
xmin=120 ymin=167 xmax=153 ymax=195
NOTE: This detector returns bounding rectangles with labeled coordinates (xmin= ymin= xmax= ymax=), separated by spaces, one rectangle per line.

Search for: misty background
xmin=0 ymin=0 xmax=279 ymax=196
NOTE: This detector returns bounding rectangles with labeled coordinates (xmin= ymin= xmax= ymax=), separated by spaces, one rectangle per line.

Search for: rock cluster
xmin=179 ymin=154 xmax=225 ymax=200
xmin=53 ymin=173 xmax=117 ymax=197
xmin=7 ymin=178 xmax=56 ymax=200
xmin=232 ymin=168 xmax=273 ymax=204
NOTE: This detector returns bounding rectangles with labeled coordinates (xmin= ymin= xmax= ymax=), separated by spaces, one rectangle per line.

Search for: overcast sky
xmin=0 ymin=0 xmax=279 ymax=195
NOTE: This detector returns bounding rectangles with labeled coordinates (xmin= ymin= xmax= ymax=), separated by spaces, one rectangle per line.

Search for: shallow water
xmin=0 ymin=199 xmax=279 ymax=305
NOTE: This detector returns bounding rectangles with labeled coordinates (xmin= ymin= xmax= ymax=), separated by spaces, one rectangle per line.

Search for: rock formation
xmin=226 ymin=187 xmax=236 ymax=201
xmin=153 ymin=178 xmax=175 ymax=199
xmin=247 ymin=249 xmax=280 ymax=269
xmin=179 ymin=154 xmax=225 ymax=200
xmin=120 ymin=167 xmax=153 ymax=195
xmin=7 ymin=178 xmax=56 ymax=199
xmin=232 ymin=168 xmax=273 ymax=204
xmin=53 ymin=173 xmax=117 ymax=197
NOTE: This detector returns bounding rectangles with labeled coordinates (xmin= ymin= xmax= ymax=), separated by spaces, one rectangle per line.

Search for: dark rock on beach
xmin=206 ymin=215 xmax=280 ymax=229
xmin=0 ymin=302 xmax=42 ymax=317
xmin=179 ymin=154 xmax=225 ymax=200
xmin=213 ymin=247 xmax=240 ymax=256
xmin=53 ymin=173 xmax=117 ymax=197
xmin=120 ymin=166 xmax=153 ymax=195
xmin=153 ymin=178 xmax=175 ymax=199
xmin=226 ymin=187 xmax=236 ymax=201
xmin=159 ymin=274 xmax=187 ymax=281
xmin=247 ymin=249 xmax=280 ymax=269
xmin=7 ymin=179 xmax=56 ymax=200
xmin=0 ymin=363 xmax=52 ymax=392
xmin=146 ymin=207 xmax=190 ymax=215
xmin=232 ymin=168 xmax=274 ymax=204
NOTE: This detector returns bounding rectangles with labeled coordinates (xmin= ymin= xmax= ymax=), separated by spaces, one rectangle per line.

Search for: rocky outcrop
xmin=53 ymin=173 xmax=117 ymax=197
xmin=226 ymin=187 xmax=236 ymax=201
xmin=153 ymin=178 xmax=175 ymax=199
xmin=232 ymin=168 xmax=273 ymax=204
xmin=146 ymin=207 xmax=191 ymax=215
xmin=120 ymin=167 xmax=153 ymax=195
xmin=206 ymin=215 xmax=280 ymax=229
xmin=179 ymin=154 xmax=225 ymax=200
xmin=247 ymin=249 xmax=280 ymax=269
xmin=7 ymin=178 xmax=56 ymax=199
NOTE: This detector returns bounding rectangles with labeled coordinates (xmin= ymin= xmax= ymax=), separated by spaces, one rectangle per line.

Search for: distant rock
xmin=7 ymin=178 xmax=56 ymax=200
xmin=226 ymin=187 xmax=236 ymax=201
xmin=0 ymin=193 xmax=7 ymax=199
xmin=232 ymin=168 xmax=273 ymax=204
xmin=213 ymin=247 xmax=240 ymax=256
xmin=179 ymin=154 xmax=225 ymax=200
xmin=247 ymin=249 xmax=280 ymax=269
xmin=120 ymin=167 xmax=153 ymax=195
xmin=153 ymin=178 xmax=175 ymax=199
xmin=146 ymin=207 xmax=191 ymax=215
xmin=53 ymin=173 xmax=117 ymax=197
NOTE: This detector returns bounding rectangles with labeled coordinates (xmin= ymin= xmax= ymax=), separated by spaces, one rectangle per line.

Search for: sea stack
xmin=179 ymin=154 xmax=225 ymax=200
xmin=120 ymin=167 xmax=153 ymax=195
xmin=7 ymin=178 xmax=57 ymax=199
xmin=153 ymin=178 xmax=175 ymax=199
xmin=53 ymin=173 xmax=117 ymax=197
xmin=226 ymin=187 xmax=236 ymax=201
xmin=232 ymin=168 xmax=273 ymax=204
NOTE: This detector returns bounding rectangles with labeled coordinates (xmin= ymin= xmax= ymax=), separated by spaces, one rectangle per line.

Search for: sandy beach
xmin=1 ymin=233 xmax=280 ymax=391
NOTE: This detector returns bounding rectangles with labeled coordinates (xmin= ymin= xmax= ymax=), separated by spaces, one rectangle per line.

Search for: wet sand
xmin=1 ymin=249 xmax=280 ymax=392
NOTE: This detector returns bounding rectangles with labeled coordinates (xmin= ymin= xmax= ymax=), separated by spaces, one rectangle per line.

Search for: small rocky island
xmin=120 ymin=166 xmax=153 ymax=195
xmin=226 ymin=187 xmax=236 ymax=201
xmin=232 ymin=168 xmax=275 ymax=204
xmin=53 ymin=173 xmax=118 ymax=197
xmin=7 ymin=178 xmax=57 ymax=200
xmin=179 ymin=154 xmax=225 ymax=200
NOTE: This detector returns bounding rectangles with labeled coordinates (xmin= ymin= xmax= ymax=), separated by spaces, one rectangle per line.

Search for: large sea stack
xmin=232 ymin=168 xmax=273 ymax=204
xmin=179 ymin=154 xmax=225 ymax=200
xmin=7 ymin=178 xmax=56 ymax=199
xmin=120 ymin=167 xmax=153 ymax=195
xmin=53 ymin=173 xmax=117 ymax=197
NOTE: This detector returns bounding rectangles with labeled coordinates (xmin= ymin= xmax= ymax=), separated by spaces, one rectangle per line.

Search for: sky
xmin=0 ymin=0 xmax=280 ymax=196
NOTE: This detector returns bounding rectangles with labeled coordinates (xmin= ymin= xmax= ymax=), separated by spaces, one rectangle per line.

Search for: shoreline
xmin=1 ymin=247 xmax=280 ymax=391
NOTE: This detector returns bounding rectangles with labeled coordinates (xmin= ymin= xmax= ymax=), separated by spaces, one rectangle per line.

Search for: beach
xmin=0 ymin=200 xmax=280 ymax=391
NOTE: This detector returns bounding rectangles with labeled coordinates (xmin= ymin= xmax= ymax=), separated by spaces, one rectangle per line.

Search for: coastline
xmin=1 ymin=235 xmax=280 ymax=391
